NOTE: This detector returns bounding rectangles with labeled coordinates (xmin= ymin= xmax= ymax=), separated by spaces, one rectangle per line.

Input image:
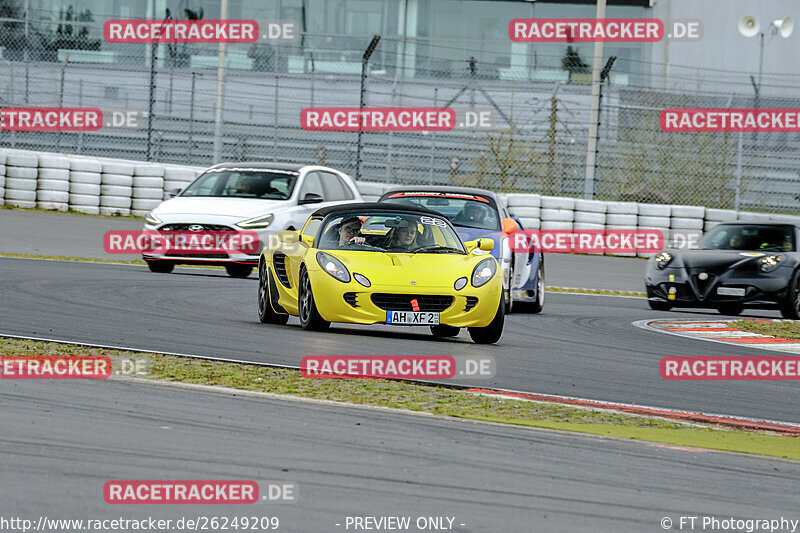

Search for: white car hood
xmin=154 ymin=197 xmax=293 ymax=220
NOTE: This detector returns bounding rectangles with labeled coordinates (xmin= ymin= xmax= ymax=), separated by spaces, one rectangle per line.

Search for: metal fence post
xmin=355 ymin=35 xmax=381 ymax=180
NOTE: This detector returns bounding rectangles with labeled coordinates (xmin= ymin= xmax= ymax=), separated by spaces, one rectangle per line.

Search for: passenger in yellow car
xmin=384 ymin=223 xmax=420 ymax=252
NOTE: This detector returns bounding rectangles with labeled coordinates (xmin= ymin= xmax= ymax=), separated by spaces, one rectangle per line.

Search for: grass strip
xmin=1 ymin=336 xmax=797 ymax=460
xmin=731 ymin=320 xmax=800 ymax=341
xmin=547 ymin=286 xmax=647 ymax=298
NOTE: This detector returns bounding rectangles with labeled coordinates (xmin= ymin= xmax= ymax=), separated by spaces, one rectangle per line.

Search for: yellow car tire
xmin=468 ymin=299 xmax=505 ymax=344
xmin=298 ymin=267 xmax=331 ymax=332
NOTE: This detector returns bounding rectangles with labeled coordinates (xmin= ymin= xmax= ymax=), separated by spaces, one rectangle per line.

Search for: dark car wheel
xmin=298 ymin=267 xmax=330 ymax=331
xmin=468 ymin=299 xmax=505 ymax=344
xmin=258 ymin=260 xmax=289 ymax=325
xmin=780 ymin=269 xmax=800 ymax=319
xmin=147 ymin=261 xmax=174 ymax=273
xmin=430 ymin=325 xmax=460 ymax=338
xmin=648 ymin=300 xmax=673 ymax=311
xmin=646 ymin=286 xmax=672 ymax=311
xmin=716 ymin=303 xmax=744 ymax=316
xmin=226 ymin=264 xmax=253 ymax=278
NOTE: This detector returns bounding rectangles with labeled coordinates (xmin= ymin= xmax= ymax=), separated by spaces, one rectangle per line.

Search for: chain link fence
xmin=1 ymin=16 xmax=799 ymax=213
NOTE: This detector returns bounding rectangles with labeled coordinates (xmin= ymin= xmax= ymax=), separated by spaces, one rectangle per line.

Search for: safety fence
xmin=2 ymin=148 xmax=798 ymax=259
xmin=0 ymin=18 xmax=799 ymax=214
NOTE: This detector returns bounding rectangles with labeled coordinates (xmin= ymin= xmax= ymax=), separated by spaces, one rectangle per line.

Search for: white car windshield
xmin=181 ymin=169 xmax=299 ymax=200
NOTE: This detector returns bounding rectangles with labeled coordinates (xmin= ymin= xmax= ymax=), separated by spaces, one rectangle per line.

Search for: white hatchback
xmin=142 ymin=162 xmax=362 ymax=277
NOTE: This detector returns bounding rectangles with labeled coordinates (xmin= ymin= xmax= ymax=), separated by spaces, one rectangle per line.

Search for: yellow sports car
xmin=257 ymin=203 xmax=505 ymax=343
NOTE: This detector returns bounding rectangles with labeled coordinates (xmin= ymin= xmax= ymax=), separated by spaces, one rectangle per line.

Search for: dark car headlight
xmin=655 ymin=252 xmax=673 ymax=270
xmin=760 ymin=255 xmax=784 ymax=273
xmin=471 ymin=258 xmax=497 ymax=288
xmin=316 ymin=251 xmax=351 ymax=283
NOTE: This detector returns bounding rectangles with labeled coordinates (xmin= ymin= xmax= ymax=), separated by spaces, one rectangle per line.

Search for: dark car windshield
xmin=702 ymin=224 xmax=795 ymax=253
xmin=181 ymin=168 xmax=298 ymax=200
xmin=382 ymin=192 xmax=501 ymax=231
xmin=317 ymin=210 xmax=465 ymax=253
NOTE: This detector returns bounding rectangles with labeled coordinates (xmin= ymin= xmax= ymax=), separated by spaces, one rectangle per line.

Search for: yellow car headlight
xmin=471 ymin=258 xmax=497 ymax=288
xmin=316 ymin=251 xmax=351 ymax=283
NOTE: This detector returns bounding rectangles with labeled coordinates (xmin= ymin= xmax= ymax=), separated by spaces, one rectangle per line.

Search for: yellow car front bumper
xmin=306 ymin=263 xmax=502 ymax=328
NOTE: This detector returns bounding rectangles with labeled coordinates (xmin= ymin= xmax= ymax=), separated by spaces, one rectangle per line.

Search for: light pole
xmin=737 ymin=15 xmax=794 ymax=97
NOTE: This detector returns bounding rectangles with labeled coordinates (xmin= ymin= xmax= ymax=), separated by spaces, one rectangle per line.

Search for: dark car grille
xmin=273 ymin=253 xmax=290 ymax=287
xmin=691 ymin=273 xmax=717 ymax=298
xmin=159 ymin=223 xmax=235 ymax=232
xmin=344 ymin=293 xmax=359 ymax=307
xmin=370 ymin=294 xmax=453 ymax=312
xmin=465 ymin=297 xmax=479 ymax=311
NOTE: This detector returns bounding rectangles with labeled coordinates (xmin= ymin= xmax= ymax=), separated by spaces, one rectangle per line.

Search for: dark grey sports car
xmin=645 ymin=222 xmax=800 ymax=318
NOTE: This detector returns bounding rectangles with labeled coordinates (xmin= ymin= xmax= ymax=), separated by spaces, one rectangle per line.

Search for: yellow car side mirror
xmin=464 ymin=238 xmax=494 ymax=253
xmin=300 ymin=235 xmax=315 ymax=247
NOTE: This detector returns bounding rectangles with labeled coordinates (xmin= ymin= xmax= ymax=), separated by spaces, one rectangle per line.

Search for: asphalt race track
xmin=0 ymin=257 xmax=795 ymax=424
xmin=3 ymin=379 xmax=798 ymax=532
xmin=0 ymin=210 xmax=646 ymax=291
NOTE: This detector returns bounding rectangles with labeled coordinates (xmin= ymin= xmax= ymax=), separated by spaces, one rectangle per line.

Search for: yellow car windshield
xmin=317 ymin=212 xmax=465 ymax=254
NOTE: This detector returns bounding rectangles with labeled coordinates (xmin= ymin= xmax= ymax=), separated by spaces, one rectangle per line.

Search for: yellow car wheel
xmin=468 ymin=299 xmax=505 ymax=344
xmin=258 ymin=260 xmax=289 ymax=325
xmin=430 ymin=325 xmax=460 ymax=338
xmin=298 ymin=267 xmax=331 ymax=332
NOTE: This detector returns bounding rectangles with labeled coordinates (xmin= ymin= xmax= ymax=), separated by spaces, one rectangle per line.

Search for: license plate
xmin=717 ymin=287 xmax=745 ymax=296
xmin=386 ymin=311 xmax=440 ymax=325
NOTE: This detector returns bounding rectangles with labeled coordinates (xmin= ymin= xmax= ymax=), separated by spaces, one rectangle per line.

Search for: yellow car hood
xmin=326 ymin=250 xmax=490 ymax=290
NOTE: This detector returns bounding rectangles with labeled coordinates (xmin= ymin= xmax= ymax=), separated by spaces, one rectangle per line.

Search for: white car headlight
xmin=655 ymin=252 xmax=673 ymax=270
xmin=471 ymin=258 xmax=497 ymax=288
xmin=236 ymin=213 xmax=274 ymax=229
xmin=760 ymin=255 xmax=784 ymax=273
xmin=144 ymin=212 xmax=162 ymax=226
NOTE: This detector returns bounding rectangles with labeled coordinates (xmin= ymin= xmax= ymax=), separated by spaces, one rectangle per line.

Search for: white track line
xmin=633 ymin=319 xmax=800 ymax=354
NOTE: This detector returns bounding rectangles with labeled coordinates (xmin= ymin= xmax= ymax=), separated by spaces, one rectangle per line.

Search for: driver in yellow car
xmin=338 ymin=217 xmax=366 ymax=246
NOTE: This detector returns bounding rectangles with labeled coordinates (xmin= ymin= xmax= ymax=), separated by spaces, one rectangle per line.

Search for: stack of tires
xmin=69 ymin=159 xmax=102 ymax=214
xmin=539 ymin=196 xmax=573 ymax=230
xmin=356 ymin=181 xmax=390 ymax=202
xmin=0 ymin=153 xmax=6 ymax=207
xmin=507 ymin=194 xmax=540 ymax=230
xmin=704 ymin=208 xmax=737 ymax=232
xmin=737 ymin=211 xmax=772 ymax=222
xmin=4 ymin=152 xmax=39 ymax=208
xmin=604 ymin=201 xmax=638 ymax=256
xmin=162 ymin=166 xmax=198 ymax=200
xmin=36 ymin=154 xmax=71 ymax=211
xmin=131 ymin=165 xmax=165 ymax=217
xmin=768 ymin=213 xmax=800 ymax=224
xmin=636 ymin=204 xmax=671 ymax=258
xmin=572 ymin=199 xmax=606 ymax=254
xmin=670 ymin=205 xmax=705 ymax=250
xmin=100 ymin=160 xmax=135 ymax=216
xmin=539 ymin=196 xmax=574 ymax=252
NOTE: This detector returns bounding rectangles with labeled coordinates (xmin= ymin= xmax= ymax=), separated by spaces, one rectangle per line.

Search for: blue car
xmin=379 ymin=186 xmax=544 ymax=313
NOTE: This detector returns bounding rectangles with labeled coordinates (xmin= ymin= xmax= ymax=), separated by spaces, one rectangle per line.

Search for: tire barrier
xmin=0 ymin=153 xmax=6 ymax=207
xmin=4 ymin=153 xmax=39 ymax=208
xmin=0 ymin=149 xmax=794 ymax=260
xmin=131 ymin=165 xmax=165 ymax=217
xmin=162 ymin=166 xmax=198 ymax=200
xmin=36 ymin=158 xmax=71 ymax=211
